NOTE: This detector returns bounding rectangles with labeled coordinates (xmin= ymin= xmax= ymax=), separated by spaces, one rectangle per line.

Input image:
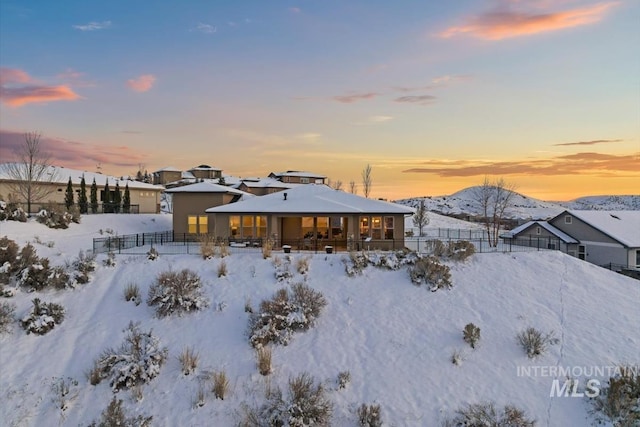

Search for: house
xmin=165 ymin=181 xmax=253 ymax=236
xmin=152 ymin=166 xmax=183 ymax=186
xmin=237 ymin=177 xmax=298 ymax=196
xmin=205 ymin=184 xmax=414 ymax=250
xmin=0 ymin=164 xmax=164 ymax=214
xmin=549 ymin=210 xmax=640 ymax=270
xmin=189 ymin=165 xmax=222 ymax=180
xmin=268 ymin=171 xmax=326 ymax=185
xmin=500 ymin=220 xmax=579 ymax=252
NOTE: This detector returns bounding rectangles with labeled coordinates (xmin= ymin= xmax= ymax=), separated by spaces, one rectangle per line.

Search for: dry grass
xmin=296 ymin=256 xmax=310 ymax=274
xmin=257 ymin=347 xmax=272 ymax=376
xmin=199 ymin=234 xmax=216 ymax=259
xmin=217 ymin=260 xmax=228 ymax=277
xmin=212 ymin=370 xmax=230 ymax=400
xmin=262 ymin=240 xmax=273 ymax=259
xmin=178 ymin=346 xmax=199 ymax=376
xmin=217 ymin=242 xmax=230 ymax=258
xmin=517 ymin=327 xmax=559 ymax=359
xmin=357 ymin=403 xmax=382 ymax=427
xmin=123 ymin=282 xmax=140 ymax=305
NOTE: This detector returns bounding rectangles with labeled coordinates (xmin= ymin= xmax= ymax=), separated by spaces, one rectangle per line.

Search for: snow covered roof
xmin=189 ymin=165 xmax=222 ymax=171
xmin=269 ymin=170 xmax=327 ymax=179
xmin=240 ymin=177 xmax=299 ymax=189
xmin=153 ymin=166 xmax=181 ymax=173
xmin=563 ymin=210 xmax=640 ymax=247
xmin=0 ymin=163 xmax=164 ymax=191
xmin=165 ymin=181 xmax=253 ymax=198
xmin=206 ymin=184 xmax=414 ymax=215
xmin=502 ymin=221 xmax=579 ymax=243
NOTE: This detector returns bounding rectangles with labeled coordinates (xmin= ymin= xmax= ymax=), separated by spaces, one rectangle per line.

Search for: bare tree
xmin=5 ymin=132 xmax=58 ymax=215
xmin=328 ymin=179 xmax=343 ymax=190
xmin=474 ymin=177 xmax=517 ymax=247
xmin=349 ymin=180 xmax=358 ymax=194
xmin=361 ymin=164 xmax=372 ymax=198
xmin=412 ymin=199 xmax=430 ymax=237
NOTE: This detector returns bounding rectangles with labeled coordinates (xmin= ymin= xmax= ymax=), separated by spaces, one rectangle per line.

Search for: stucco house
xmin=0 ymin=164 xmax=163 ymax=214
xmin=268 ymin=171 xmax=326 ymax=185
xmin=205 ymin=184 xmax=414 ymax=250
xmin=500 ymin=220 xmax=579 ymax=252
xmin=165 ymin=181 xmax=253 ymax=236
xmin=549 ymin=210 xmax=640 ymax=270
xmin=237 ymin=177 xmax=298 ymax=196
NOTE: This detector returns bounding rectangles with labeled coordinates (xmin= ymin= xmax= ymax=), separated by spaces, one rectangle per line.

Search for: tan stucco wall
xmin=171 ymin=192 xmax=227 ymax=236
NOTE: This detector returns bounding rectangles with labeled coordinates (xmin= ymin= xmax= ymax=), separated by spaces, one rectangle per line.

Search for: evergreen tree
xmin=218 ymin=176 xmax=226 ymax=186
xmin=114 ymin=181 xmax=122 ymax=213
xmin=79 ymin=175 xmax=88 ymax=214
xmin=123 ymin=183 xmax=131 ymax=213
xmin=103 ymin=180 xmax=111 ymax=213
xmin=90 ymin=179 xmax=98 ymax=213
xmin=64 ymin=177 xmax=75 ymax=210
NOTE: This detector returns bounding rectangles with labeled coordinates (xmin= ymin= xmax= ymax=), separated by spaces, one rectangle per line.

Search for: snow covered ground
xmin=0 ymin=214 xmax=638 ymax=426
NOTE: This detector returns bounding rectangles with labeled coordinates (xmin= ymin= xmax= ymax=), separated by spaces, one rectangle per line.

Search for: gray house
xmin=500 ymin=220 xmax=578 ymax=252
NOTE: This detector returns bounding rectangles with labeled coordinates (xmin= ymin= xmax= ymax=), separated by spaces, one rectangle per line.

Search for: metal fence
xmin=405 ymin=236 xmax=572 ymax=255
xmin=36 ymin=202 xmax=140 ymax=214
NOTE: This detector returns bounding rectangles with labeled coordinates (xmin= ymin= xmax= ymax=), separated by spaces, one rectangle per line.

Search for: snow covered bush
xmin=248 ymin=282 xmax=327 ymax=348
xmin=89 ymin=396 xmax=153 ymax=427
xmin=50 ymin=376 xmax=79 ymax=412
xmin=147 ymin=269 xmax=208 ymax=317
xmin=589 ymin=365 xmax=639 ymax=427
xmin=36 ymin=203 xmax=77 ymax=229
xmin=274 ymin=256 xmax=293 ymax=282
xmin=256 ymin=346 xmax=272 ymax=376
xmin=21 ymin=298 xmax=65 ymax=335
xmin=409 ymin=256 xmax=452 ymax=291
xmin=218 ymin=260 xmax=228 ymax=277
xmin=49 ymin=266 xmax=71 ymax=290
xmin=147 ymin=247 xmax=159 ymax=260
xmin=0 ymin=236 xmax=19 ymax=284
xmin=103 ymin=251 xmax=116 ymax=267
xmin=18 ymin=257 xmax=54 ymax=291
xmin=344 ymin=251 xmax=368 ymax=276
xmin=517 ymin=327 xmax=559 ymax=359
xmin=0 ymin=197 xmax=27 ymax=222
xmin=447 ymin=240 xmax=476 ymax=261
xmin=91 ymin=321 xmax=168 ymax=392
xmin=123 ymin=282 xmax=141 ymax=305
xmin=463 ymin=323 xmax=481 ymax=349
xmin=241 ymin=372 xmax=333 ymax=427
xmin=442 ymin=402 xmax=535 ymax=427
xmin=337 ymin=371 xmax=351 ymax=390
xmin=357 ymin=403 xmax=382 ymax=427
xmin=344 ymin=250 xmax=419 ymax=276
xmin=72 ymin=250 xmax=97 ymax=284
xmin=0 ymin=301 xmax=16 ymax=334
xmin=199 ymin=234 xmax=216 ymax=259
xmin=296 ymin=256 xmax=310 ymax=274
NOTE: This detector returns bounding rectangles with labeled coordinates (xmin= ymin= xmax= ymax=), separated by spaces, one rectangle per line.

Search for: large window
xmin=302 ymin=217 xmax=315 ymax=238
xmin=188 ymin=215 xmax=208 ymax=234
xmin=384 ymin=217 xmax=394 ymax=239
xmin=242 ymin=216 xmax=254 ymax=238
xmin=230 ymin=216 xmax=240 ymax=236
xmin=331 ymin=217 xmax=343 ymax=238
xmin=230 ymin=215 xmax=268 ymax=238
xmin=372 ymin=216 xmax=382 ymax=239
xmin=360 ymin=216 xmax=369 ymax=237
xmin=317 ymin=217 xmax=329 ymax=239
xmin=256 ymin=215 xmax=267 ymax=238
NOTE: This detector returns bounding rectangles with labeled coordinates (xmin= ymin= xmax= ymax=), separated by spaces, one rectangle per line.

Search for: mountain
xmin=396 ymin=187 xmax=640 ymax=221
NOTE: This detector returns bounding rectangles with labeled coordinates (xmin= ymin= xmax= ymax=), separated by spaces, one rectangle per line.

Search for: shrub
xmin=217 ymin=260 xmax=228 ymax=277
xmin=451 ymin=349 xmax=465 ymax=366
xmin=212 ymin=370 xmax=230 ymax=400
xmin=447 ymin=240 xmax=476 ymax=261
xmin=103 ymin=251 xmax=116 ymax=267
xmin=0 ymin=236 xmax=19 ymax=269
xmin=123 ymin=283 xmax=141 ymax=305
xmin=36 ymin=203 xmax=75 ymax=229
xmin=194 ymin=385 xmax=207 ymax=408
xmin=21 ymin=298 xmax=65 ymax=335
xmin=73 ymin=250 xmax=97 ymax=284
xmin=0 ymin=301 xmax=16 ymax=334
xmin=409 ymin=256 xmax=452 ymax=291
xmin=431 ymin=239 xmax=448 ymax=257
xmin=18 ymin=257 xmax=54 ymax=291
xmin=337 ymin=371 xmax=351 ymax=390
xmin=463 ymin=323 xmax=481 ymax=349
xmin=91 ymin=321 xmax=168 ymax=392
xmin=217 ymin=241 xmax=230 ymax=258
xmin=296 ymin=256 xmax=310 ymax=274
xmin=147 ymin=269 xmax=208 ymax=317
xmin=443 ymin=402 xmax=535 ymax=427
xmin=590 ymin=365 xmax=640 ymax=427
xmin=517 ymin=327 xmax=559 ymax=359
xmin=147 ymin=247 xmax=159 ymax=260
xmin=89 ymin=396 xmax=153 ymax=427
xmin=199 ymin=234 xmax=216 ymax=259
xmin=357 ymin=403 xmax=382 ymax=427
xmin=178 ymin=346 xmax=199 ymax=376
xmin=248 ymin=282 xmax=327 ymax=348
xmin=49 ymin=266 xmax=71 ymax=290
xmin=17 ymin=243 xmax=39 ymax=271
xmin=262 ymin=240 xmax=273 ymax=259
xmin=50 ymin=376 xmax=79 ymax=412
xmin=256 ymin=346 xmax=272 ymax=376
xmin=345 ymin=251 xmax=368 ymax=276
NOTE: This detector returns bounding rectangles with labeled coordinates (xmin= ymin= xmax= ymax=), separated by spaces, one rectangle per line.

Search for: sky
xmin=0 ymin=0 xmax=638 ymax=201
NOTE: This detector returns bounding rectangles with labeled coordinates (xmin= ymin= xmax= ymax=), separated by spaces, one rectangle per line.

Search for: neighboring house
xmin=268 ymin=171 xmax=326 ymax=185
xmin=189 ymin=165 xmax=222 ymax=180
xmin=237 ymin=177 xmax=298 ymax=196
xmin=549 ymin=210 xmax=640 ymax=270
xmin=152 ymin=167 xmax=182 ymax=186
xmin=0 ymin=164 xmax=163 ymax=214
xmin=500 ymin=220 xmax=579 ymax=252
xmin=205 ymin=184 xmax=414 ymax=250
xmin=165 ymin=181 xmax=253 ymax=236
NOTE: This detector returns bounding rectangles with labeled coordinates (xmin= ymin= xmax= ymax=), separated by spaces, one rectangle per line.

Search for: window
xmin=360 ymin=216 xmax=369 ymax=238
xmin=300 ymin=177 xmax=310 ymax=184
xmin=302 ymin=217 xmax=315 ymax=238
xmin=330 ymin=217 xmax=343 ymax=238
xmin=317 ymin=217 xmax=329 ymax=239
xmin=242 ymin=216 xmax=254 ymax=237
xmin=636 ymin=250 xmax=640 ymax=268
xmin=565 ymin=215 xmax=572 ymax=224
xmin=536 ymin=226 xmax=541 ymax=235
xmin=384 ymin=217 xmax=394 ymax=239
xmin=188 ymin=215 xmax=208 ymax=234
xmin=229 ymin=216 xmax=240 ymax=236
xmin=256 ymin=215 xmax=267 ymax=238
xmin=372 ymin=217 xmax=382 ymax=239
xmin=578 ymin=245 xmax=586 ymax=260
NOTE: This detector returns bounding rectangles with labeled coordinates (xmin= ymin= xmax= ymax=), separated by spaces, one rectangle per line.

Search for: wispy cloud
xmin=439 ymin=1 xmax=619 ymax=40
xmin=126 ymin=74 xmax=156 ymax=92
xmin=0 ymin=129 xmax=148 ymax=169
xmin=192 ymin=23 xmax=217 ymax=34
xmin=553 ymin=139 xmax=623 ymax=146
xmin=289 ymin=7 xmax=301 ymax=14
xmin=297 ymin=133 xmax=321 ymax=141
xmin=394 ymin=95 xmax=436 ymax=105
xmin=0 ymin=67 xmax=81 ymax=107
xmin=72 ymin=21 xmax=111 ymax=31
xmin=332 ymin=92 xmax=379 ymax=104
xmin=403 ymin=152 xmax=639 ymax=177
xmin=369 ymin=115 xmax=394 ymax=123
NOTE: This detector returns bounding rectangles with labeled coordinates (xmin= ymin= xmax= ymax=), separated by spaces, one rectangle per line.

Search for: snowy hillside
xmin=1 ymin=215 xmax=638 ymax=426
xmin=396 ymin=187 xmax=640 ymax=221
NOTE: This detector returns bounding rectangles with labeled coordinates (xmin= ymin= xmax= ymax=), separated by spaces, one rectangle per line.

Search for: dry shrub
xmin=199 ymin=234 xmax=216 ymax=259
xmin=89 ymin=396 xmax=152 ymax=427
xmin=358 ymin=403 xmax=382 ymax=427
xmin=590 ymin=365 xmax=640 ymax=427
xmin=463 ymin=323 xmax=481 ymax=349
xmin=123 ymin=282 xmax=141 ymax=305
xmin=0 ymin=301 xmax=16 ymax=334
xmin=337 ymin=371 xmax=351 ymax=390
xmin=21 ymin=298 xmax=65 ymax=335
xmin=257 ymin=347 xmax=272 ymax=376
xmin=447 ymin=240 xmax=476 ymax=261
xmin=73 ymin=250 xmax=96 ymax=284
xmin=296 ymin=256 xmax=310 ymax=274
xmin=451 ymin=349 xmax=465 ymax=366
xmin=262 ymin=240 xmax=273 ymax=259
xmin=517 ymin=327 xmax=559 ymax=359
xmin=147 ymin=269 xmax=208 ymax=317
xmin=444 ymin=402 xmax=535 ymax=427
xmin=147 ymin=247 xmax=159 ymax=260
xmin=212 ymin=370 xmax=230 ymax=400
xmin=217 ymin=241 xmax=230 ymax=258
xmin=217 ymin=260 xmax=228 ymax=277
xmin=431 ymin=239 xmax=448 ymax=257
xmin=36 ymin=203 xmax=75 ymax=229
xmin=409 ymin=256 xmax=452 ymax=291
xmin=0 ymin=236 xmax=19 ymax=268
xmin=178 ymin=346 xmax=199 ymax=376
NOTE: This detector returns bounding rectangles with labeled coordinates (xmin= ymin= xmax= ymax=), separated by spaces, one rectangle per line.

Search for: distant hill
xmin=395 ymin=187 xmax=639 ymax=221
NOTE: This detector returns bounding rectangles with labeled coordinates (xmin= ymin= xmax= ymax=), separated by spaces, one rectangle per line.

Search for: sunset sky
xmin=1 ymin=0 xmax=638 ymax=200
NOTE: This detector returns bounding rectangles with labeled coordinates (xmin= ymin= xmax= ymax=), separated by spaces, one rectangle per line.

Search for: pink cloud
xmin=439 ymin=2 xmax=619 ymax=40
xmin=126 ymin=74 xmax=156 ymax=92
xmin=332 ymin=92 xmax=379 ymax=104
xmin=0 ymin=67 xmax=81 ymax=107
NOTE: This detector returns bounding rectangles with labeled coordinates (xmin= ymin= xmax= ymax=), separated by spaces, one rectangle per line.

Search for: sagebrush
xmin=443 ymin=401 xmax=536 ymax=427
xmin=517 ymin=327 xmax=559 ymax=359
xmin=589 ymin=365 xmax=640 ymax=427
xmin=89 ymin=396 xmax=152 ymax=427
xmin=463 ymin=323 xmax=481 ymax=349
xmin=358 ymin=403 xmax=382 ymax=427
xmin=147 ymin=269 xmax=208 ymax=317
xmin=409 ymin=256 xmax=452 ymax=290
xmin=21 ymin=298 xmax=65 ymax=335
